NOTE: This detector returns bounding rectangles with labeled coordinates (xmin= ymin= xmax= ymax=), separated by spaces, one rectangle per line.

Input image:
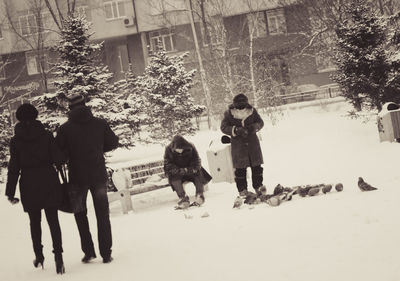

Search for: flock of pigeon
xmin=233 ymin=177 xmax=378 ymax=209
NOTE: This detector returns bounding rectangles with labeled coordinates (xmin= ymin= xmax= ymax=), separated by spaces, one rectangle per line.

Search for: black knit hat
xmin=233 ymin=93 xmax=248 ymax=104
xmin=68 ymin=93 xmax=85 ymax=109
xmin=16 ymin=103 xmax=38 ymax=122
xmin=233 ymin=93 xmax=249 ymax=109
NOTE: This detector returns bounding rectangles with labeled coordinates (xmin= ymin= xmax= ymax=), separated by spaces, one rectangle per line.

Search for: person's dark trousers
xmin=74 ymin=182 xmax=112 ymax=259
xmin=171 ymin=175 xmax=204 ymax=198
xmin=251 ymin=165 xmax=263 ymax=189
xmin=28 ymin=208 xmax=63 ymax=259
xmin=234 ymin=168 xmax=247 ymax=192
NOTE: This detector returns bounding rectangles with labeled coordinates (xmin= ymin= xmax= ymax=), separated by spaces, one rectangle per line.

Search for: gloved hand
xmin=234 ymin=126 xmax=248 ymax=137
xmin=246 ymin=124 xmax=259 ymax=134
xmin=190 ymin=168 xmax=200 ymax=175
xmin=8 ymin=197 xmax=20 ymax=205
xmin=179 ymin=168 xmax=189 ymax=175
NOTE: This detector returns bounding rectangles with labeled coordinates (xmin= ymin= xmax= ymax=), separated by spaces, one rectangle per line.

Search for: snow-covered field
xmin=1 ymin=99 xmax=400 ymax=281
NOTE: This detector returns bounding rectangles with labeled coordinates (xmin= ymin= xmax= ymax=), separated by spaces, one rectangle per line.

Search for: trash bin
xmin=377 ymin=102 xmax=400 ymax=142
xmin=206 ymin=140 xmax=235 ymax=183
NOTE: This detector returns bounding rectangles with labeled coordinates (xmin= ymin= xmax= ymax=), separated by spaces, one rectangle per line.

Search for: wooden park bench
xmin=107 ymin=158 xmax=208 ymax=214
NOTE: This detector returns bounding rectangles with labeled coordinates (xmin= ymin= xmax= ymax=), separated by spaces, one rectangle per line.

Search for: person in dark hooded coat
xmin=55 ymin=94 xmax=119 ymax=264
xmin=164 ymin=135 xmax=212 ymax=208
xmin=220 ymin=93 xmax=265 ymax=196
xmin=5 ymin=103 xmax=65 ymax=274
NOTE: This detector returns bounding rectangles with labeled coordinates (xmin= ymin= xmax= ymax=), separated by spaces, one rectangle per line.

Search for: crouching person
xmin=164 ymin=135 xmax=212 ymax=209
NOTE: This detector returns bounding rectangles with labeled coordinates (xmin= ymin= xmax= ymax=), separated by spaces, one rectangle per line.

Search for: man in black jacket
xmin=56 ymin=94 xmax=119 ymax=264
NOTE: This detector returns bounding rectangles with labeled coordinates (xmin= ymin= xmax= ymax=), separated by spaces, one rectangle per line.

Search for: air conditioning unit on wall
xmin=123 ymin=16 xmax=136 ymax=27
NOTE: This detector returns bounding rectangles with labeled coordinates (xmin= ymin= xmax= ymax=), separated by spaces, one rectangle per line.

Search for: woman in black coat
xmin=221 ymin=93 xmax=265 ymax=196
xmin=5 ymin=104 xmax=65 ymax=274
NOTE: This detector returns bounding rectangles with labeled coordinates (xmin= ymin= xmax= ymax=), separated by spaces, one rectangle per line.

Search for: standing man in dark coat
xmin=55 ymin=94 xmax=119 ymax=264
xmin=220 ymin=93 xmax=265 ymax=196
xmin=6 ymin=104 xmax=65 ymax=274
xmin=164 ymin=135 xmax=212 ymax=209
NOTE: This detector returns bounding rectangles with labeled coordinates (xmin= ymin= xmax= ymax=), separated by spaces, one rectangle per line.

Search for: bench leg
xmin=119 ymin=189 xmax=133 ymax=214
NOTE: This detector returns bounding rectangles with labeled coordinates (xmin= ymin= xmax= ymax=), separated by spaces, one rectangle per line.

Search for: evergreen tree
xmin=333 ymin=0 xmax=397 ymax=111
xmin=93 ymin=67 xmax=145 ymax=148
xmin=136 ymin=51 xmax=205 ymax=142
xmin=34 ymin=13 xmax=113 ymax=131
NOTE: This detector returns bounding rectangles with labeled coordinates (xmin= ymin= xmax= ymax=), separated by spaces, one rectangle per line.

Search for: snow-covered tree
xmin=34 ymin=13 xmax=113 ymax=131
xmin=0 ymin=108 xmax=12 ymax=182
xmin=93 ymin=67 xmax=146 ymax=148
xmin=136 ymin=51 xmax=205 ymax=142
xmin=333 ymin=0 xmax=399 ymax=111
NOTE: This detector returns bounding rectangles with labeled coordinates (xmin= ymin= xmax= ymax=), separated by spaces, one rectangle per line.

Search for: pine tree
xmin=93 ymin=67 xmax=145 ymax=148
xmin=333 ymin=0 xmax=394 ymax=111
xmin=34 ymin=13 xmax=113 ymax=131
xmin=136 ymin=51 xmax=205 ymax=142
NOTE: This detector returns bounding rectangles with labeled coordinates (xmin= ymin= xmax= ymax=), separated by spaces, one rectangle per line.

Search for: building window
xmin=149 ymin=29 xmax=175 ymax=52
xmin=25 ymin=52 xmax=48 ymax=75
xmin=247 ymin=12 xmax=267 ymax=38
xmin=19 ymin=14 xmax=37 ymax=35
xmin=19 ymin=13 xmax=52 ymax=35
xmin=266 ymin=9 xmax=286 ymax=35
xmin=201 ymin=15 xmax=224 ymax=46
xmin=0 ymin=57 xmax=5 ymax=80
xmin=104 ymin=1 xmax=125 ymax=20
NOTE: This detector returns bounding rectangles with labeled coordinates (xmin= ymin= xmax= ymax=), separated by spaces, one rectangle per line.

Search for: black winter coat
xmin=55 ymin=106 xmax=119 ymax=185
xmin=6 ymin=120 xmax=64 ymax=212
xmin=220 ymin=105 xmax=264 ymax=169
xmin=164 ymin=136 xmax=212 ymax=185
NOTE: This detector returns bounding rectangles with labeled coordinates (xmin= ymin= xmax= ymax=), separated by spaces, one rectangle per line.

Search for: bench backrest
xmin=125 ymin=160 xmax=166 ymax=186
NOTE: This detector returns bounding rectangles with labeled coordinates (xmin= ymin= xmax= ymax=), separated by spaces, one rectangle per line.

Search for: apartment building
xmin=0 ymin=0 xmax=335 ymax=104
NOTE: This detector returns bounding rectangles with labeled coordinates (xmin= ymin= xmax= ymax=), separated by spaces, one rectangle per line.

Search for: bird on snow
xmin=244 ymin=191 xmax=258 ymax=204
xmin=266 ymin=196 xmax=281 ymax=207
xmin=258 ymin=185 xmax=267 ymax=196
xmin=297 ymin=186 xmax=309 ymax=197
xmin=358 ymin=177 xmax=377 ymax=191
xmin=273 ymin=184 xmax=284 ymax=196
xmin=308 ymin=187 xmax=320 ymax=196
xmin=322 ymin=184 xmax=333 ymax=194
xmin=233 ymin=196 xmax=243 ymax=208
xmin=258 ymin=194 xmax=273 ymax=203
xmin=335 ymin=183 xmax=343 ymax=192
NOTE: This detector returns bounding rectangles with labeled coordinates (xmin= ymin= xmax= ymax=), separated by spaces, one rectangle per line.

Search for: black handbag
xmin=58 ymin=166 xmax=86 ymax=214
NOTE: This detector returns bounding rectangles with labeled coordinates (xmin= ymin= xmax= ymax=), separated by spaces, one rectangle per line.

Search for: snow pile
xmin=1 ymin=100 xmax=400 ymax=281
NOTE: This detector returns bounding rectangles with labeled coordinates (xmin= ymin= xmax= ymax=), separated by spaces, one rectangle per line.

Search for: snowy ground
xmin=1 ymin=99 xmax=400 ymax=281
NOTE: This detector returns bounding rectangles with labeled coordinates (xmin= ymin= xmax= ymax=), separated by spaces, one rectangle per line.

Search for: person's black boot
xmin=55 ymin=253 xmax=65 ymax=275
xmin=33 ymin=255 xmax=44 ymax=269
xmin=81 ymin=253 xmax=96 ymax=263
xmin=103 ymin=256 xmax=114 ymax=263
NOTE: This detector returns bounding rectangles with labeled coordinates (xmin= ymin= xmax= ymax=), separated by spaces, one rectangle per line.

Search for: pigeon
xmin=258 ymin=185 xmax=267 ymax=196
xmin=258 ymin=194 xmax=273 ymax=203
xmin=273 ymin=184 xmax=284 ymax=196
xmin=233 ymin=196 xmax=243 ymax=208
xmin=358 ymin=177 xmax=377 ymax=191
xmin=266 ymin=196 xmax=281 ymax=207
xmin=308 ymin=187 xmax=320 ymax=196
xmin=244 ymin=191 xmax=258 ymax=204
xmin=322 ymin=184 xmax=333 ymax=194
xmin=297 ymin=186 xmax=309 ymax=197
xmin=335 ymin=183 xmax=343 ymax=192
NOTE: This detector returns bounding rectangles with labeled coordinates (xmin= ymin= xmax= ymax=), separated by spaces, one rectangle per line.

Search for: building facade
xmin=0 ymin=0 xmax=335 ymax=106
